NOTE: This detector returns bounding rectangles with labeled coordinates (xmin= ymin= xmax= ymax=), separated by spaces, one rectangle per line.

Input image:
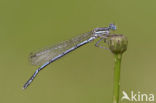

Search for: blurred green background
xmin=0 ymin=0 xmax=156 ymax=103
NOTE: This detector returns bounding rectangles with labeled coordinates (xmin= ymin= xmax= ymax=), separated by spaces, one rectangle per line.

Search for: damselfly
xmin=23 ymin=24 xmax=116 ymax=89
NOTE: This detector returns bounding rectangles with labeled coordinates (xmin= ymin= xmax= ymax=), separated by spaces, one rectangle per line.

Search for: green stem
xmin=113 ymin=54 xmax=122 ymax=103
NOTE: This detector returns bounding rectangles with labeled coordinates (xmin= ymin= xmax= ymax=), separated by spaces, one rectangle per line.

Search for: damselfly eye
xmin=109 ymin=24 xmax=117 ymax=30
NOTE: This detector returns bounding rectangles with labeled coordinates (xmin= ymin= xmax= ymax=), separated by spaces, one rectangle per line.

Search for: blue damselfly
xmin=23 ymin=24 xmax=116 ymax=89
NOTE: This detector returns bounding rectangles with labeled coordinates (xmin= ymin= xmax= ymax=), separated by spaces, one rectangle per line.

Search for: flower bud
xmin=106 ymin=34 xmax=128 ymax=54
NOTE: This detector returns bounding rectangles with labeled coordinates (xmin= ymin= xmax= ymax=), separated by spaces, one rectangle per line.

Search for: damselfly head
xmin=109 ymin=24 xmax=117 ymax=31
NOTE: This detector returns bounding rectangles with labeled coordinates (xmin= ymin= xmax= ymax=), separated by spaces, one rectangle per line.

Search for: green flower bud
xmin=106 ymin=34 xmax=128 ymax=54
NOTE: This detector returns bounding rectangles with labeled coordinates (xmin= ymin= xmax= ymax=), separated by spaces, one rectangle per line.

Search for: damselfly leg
xmin=95 ymin=36 xmax=109 ymax=50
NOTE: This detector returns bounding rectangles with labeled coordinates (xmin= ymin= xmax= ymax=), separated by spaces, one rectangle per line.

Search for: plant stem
xmin=113 ymin=54 xmax=122 ymax=103
xmin=106 ymin=34 xmax=127 ymax=103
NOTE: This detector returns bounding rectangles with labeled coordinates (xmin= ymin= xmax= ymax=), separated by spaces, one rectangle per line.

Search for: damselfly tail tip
xmin=22 ymin=79 xmax=33 ymax=90
xmin=22 ymin=83 xmax=28 ymax=90
xmin=22 ymin=87 xmax=26 ymax=90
